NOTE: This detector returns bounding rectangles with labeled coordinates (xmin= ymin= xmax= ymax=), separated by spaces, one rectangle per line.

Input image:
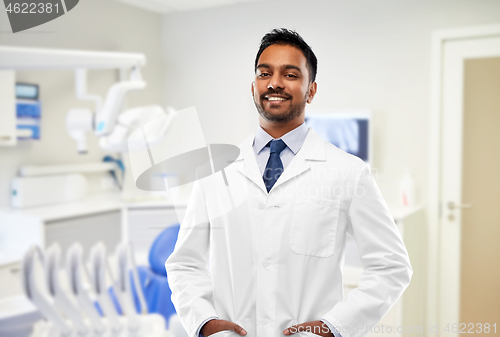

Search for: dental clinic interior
xmin=1 ymin=1 xmax=500 ymax=337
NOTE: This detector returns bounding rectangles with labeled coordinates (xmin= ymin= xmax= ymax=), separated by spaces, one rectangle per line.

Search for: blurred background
xmin=1 ymin=0 xmax=499 ymax=336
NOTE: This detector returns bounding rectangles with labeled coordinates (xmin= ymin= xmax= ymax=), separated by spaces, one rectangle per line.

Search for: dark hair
xmin=254 ymin=28 xmax=317 ymax=83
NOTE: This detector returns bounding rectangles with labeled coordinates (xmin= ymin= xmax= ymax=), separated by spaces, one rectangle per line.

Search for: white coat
xmin=165 ymin=127 xmax=412 ymax=337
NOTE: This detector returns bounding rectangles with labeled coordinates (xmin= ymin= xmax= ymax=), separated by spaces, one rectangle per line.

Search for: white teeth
xmin=267 ymin=97 xmax=287 ymax=101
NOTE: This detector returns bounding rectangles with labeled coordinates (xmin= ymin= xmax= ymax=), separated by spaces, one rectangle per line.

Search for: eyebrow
xmin=284 ymin=64 xmax=302 ymax=72
xmin=256 ymin=64 xmax=302 ymax=73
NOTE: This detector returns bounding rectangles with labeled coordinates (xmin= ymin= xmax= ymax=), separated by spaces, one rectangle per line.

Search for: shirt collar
xmin=253 ymin=122 xmax=309 ymax=155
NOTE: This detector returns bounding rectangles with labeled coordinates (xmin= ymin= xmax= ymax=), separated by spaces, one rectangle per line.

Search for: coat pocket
xmin=289 ymin=197 xmax=340 ymax=258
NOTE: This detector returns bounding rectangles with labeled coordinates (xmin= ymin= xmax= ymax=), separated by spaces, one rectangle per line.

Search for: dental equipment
xmin=66 ymin=243 xmax=107 ymax=335
xmin=99 ymin=105 xmax=175 ymax=153
xmin=75 ymin=69 xmax=102 ymax=116
xmin=45 ymin=244 xmax=89 ymax=335
xmin=114 ymin=242 xmax=147 ymax=334
xmin=21 ymin=242 xmax=168 ymax=337
xmin=22 ymin=246 xmax=72 ymax=336
xmin=66 ymin=108 xmax=93 ymax=154
xmin=65 ymin=67 xmax=146 ymax=153
xmin=0 ymin=45 xmax=146 ymax=148
xmin=89 ymin=242 xmax=122 ymax=334
xmin=94 ymin=67 xmax=146 ymax=137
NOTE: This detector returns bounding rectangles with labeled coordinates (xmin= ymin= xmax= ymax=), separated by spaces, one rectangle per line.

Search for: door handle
xmin=447 ymin=201 xmax=472 ymax=210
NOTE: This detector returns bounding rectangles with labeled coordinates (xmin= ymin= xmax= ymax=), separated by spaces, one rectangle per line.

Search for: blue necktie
xmin=263 ymin=139 xmax=287 ymax=193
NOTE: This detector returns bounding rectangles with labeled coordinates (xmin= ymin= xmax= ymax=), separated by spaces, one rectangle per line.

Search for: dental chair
xmin=133 ymin=224 xmax=180 ymax=329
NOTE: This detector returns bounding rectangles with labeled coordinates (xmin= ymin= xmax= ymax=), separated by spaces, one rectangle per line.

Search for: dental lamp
xmin=66 ymin=66 xmax=149 ymax=153
xmin=95 ymin=67 xmax=145 ymax=137
xmin=99 ymin=105 xmax=176 ymax=153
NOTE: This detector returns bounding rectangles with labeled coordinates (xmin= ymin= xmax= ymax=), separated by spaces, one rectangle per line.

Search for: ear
xmin=251 ymin=81 xmax=255 ymax=96
xmin=306 ymin=82 xmax=317 ymax=104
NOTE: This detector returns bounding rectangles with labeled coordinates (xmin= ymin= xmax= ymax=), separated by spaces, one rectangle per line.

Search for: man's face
xmin=252 ymin=44 xmax=316 ymax=124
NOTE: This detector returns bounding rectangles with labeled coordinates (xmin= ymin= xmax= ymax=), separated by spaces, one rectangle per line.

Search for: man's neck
xmin=259 ymin=117 xmax=304 ymax=139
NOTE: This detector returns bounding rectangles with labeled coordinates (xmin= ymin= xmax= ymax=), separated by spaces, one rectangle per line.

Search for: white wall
xmin=0 ymin=0 xmax=166 ymax=209
xmin=161 ymin=0 xmax=500 ymax=209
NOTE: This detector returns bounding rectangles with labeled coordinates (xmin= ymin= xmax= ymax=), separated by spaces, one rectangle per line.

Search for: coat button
xmin=262 ymin=319 xmax=270 ymax=326
xmin=262 ymin=260 xmax=271 ymax=268
xmin=258 ymin=202 xmax=265 ymax=210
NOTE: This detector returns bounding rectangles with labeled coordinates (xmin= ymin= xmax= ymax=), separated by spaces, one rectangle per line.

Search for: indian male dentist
xmin=165 ymin=28 xmax=412 ymax=337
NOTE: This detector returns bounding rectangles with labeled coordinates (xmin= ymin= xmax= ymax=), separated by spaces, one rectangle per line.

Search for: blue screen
xmin=305 ymin=116 xmax=369 ymax=162
xmin=16 ymin=83 xmax=39 ymax=100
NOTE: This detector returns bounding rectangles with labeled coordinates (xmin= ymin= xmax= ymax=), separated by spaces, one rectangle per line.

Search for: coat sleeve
xmin=165 ymin=179 xmax=219 ymax=337
xmin=320 ymin=162 xmax=413 ymax=337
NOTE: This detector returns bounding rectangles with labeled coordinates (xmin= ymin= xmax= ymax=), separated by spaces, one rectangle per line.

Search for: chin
xmin=262 ymin=112 xmax=295 ymax=123
xmin=263 ymin=109 xmax=285 ymax=118
xmin=254 ymin=100 xmax=300 ymax=123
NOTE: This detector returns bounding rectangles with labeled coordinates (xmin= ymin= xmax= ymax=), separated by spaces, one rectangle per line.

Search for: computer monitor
xmin=304 ymin=109 xmax=372 ymax=164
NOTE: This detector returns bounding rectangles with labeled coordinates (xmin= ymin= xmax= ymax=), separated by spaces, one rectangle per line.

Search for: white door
xmin=439 ymin=35 xmax=500 ymax=336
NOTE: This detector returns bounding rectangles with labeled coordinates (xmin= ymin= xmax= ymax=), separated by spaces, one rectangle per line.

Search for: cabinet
xmin=0 ymin=194 xmax=186 ymax=299
xmin=0 ymin=70 xmax=16 ymax=146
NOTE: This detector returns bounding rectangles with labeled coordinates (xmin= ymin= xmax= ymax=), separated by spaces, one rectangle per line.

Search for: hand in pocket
xmin=202 ymin=319 xmax=247 ymax=337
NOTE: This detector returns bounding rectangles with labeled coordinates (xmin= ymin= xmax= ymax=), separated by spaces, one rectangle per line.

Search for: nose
xmin=268 ymin=73 xmax=284 ymax=90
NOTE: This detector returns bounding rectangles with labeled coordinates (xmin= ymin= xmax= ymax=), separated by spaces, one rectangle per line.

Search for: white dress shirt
xmin=253 ymin=122 xmax=309 ymax=176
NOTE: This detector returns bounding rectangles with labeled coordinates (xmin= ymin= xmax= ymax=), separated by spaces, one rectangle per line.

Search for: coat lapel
xmin=234 ymin=127 xmax=327 ymax=194
xmin=234 ymin=134 xmax=268 ymax=194
xmin=271 ymin=127 xmax=326 ymax=191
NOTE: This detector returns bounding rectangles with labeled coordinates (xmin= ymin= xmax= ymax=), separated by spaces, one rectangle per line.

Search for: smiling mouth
xmin=267 ymin=97 xmax=288 ymax=101
xmin=264 ymin=94 xmax=291 ymax=103
xmin=260 ymin=89 xmax=292 ymax=104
